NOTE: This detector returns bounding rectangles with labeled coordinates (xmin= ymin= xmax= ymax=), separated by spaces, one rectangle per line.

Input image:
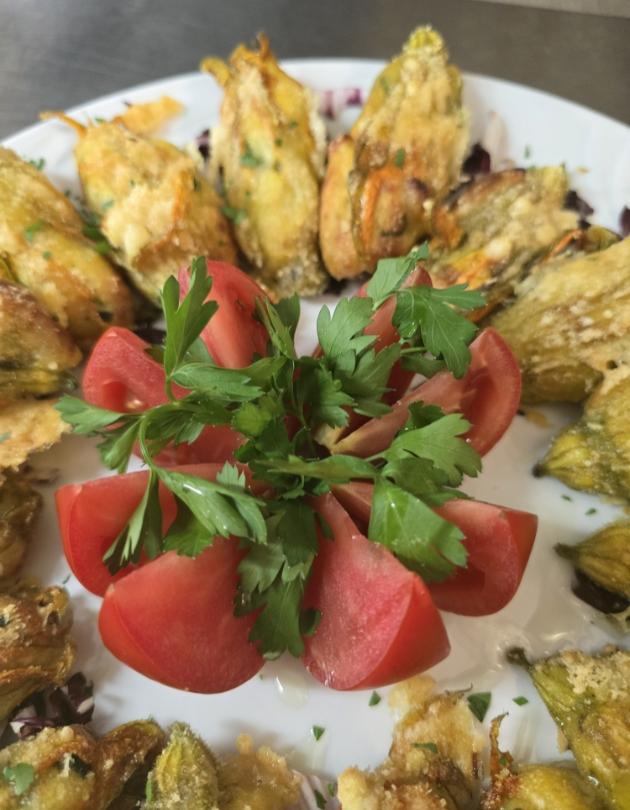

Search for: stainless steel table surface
xmin=1 ymin=0 xmax=629 ymax=139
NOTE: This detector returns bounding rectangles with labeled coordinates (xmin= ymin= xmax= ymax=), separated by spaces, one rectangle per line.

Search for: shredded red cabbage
xmin=195 ymin=128 xmax=211 ymax=161
xmin=620 ymin=206 xmax=630 ymax=238
xmin=564 ymin=190 xmax=594 ymax=226
xmin=319 ymin=88 xmax=364 ymax=121
xmin=463 ymin=143 xmax=491 ymax=176
xmin=8 ymin=673 xmax=94 ymax=740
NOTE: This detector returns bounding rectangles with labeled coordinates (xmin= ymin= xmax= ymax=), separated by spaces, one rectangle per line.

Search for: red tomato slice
xmin=179 ymin=260 xmax=269 ymax=369
xmin=333 ymin=328 xmax=521 ymax=458
xmin=56 ymin=463 xmax=240 ymax=596
xmin=303 ymin=494 xmax=449 ymax=690
xmin=99 ymin=539 xmax=263 ymax=693
xmin=81 ymin=327 xmax=243 ymax=464
xmin=333 ymin=482 xmax=538 ymax=616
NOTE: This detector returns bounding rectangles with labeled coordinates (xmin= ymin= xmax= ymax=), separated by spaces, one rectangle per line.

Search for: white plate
xmin=3 ymin=62 xmax=630 ymax=785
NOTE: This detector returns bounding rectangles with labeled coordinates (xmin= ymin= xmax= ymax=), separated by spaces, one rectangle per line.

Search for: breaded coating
xmin=320 ymin=27 xmax=469 ymax=279
xmin=338 ymin=676 xmax=484 ymax=810
xmin=111 ymin=96 xmax=184 ymax=137
xmin=0 ymin=582 xmax=74 ymax=727
xmin=0 ymin=279 xmax=80 ymax=405
xmin=0 ymin=470 xmax=42 ymax=584
xmin=54 ymin=104 xmax=237 ymax=304
xmin=0 ymin=720 xmax=164 ymax=809
xmin=0 ymin=399 xmax=69 ymax=470
xmin=490 ymin=232 xmax=629 ymax=403
xmin=514 ymin=646 xmax=630 ymax=810
xmin=221 ymin=733 xmax=302 ymax=810
xmin=482 ymin=718 xmax=606 ymax=810
xmin=0 ymin=147 xmax=133 ymax=348
xmin=144 ymin=722 xmax=220 ymax=809
xmin=537 ymin=365 xmax=630 ymax=501
xmin=203 ymin=34 xmax=327 ymax=297
xmin=428 ymin=167 xmax=579 ymax=320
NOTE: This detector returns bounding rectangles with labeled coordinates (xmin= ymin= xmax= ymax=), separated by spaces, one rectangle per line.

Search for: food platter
xmin=3 ymin=58 xmax=629 ymax=781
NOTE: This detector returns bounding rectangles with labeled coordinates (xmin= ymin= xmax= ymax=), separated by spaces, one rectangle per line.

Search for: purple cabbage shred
xmin=620 ymin=206 xmax=630 ymax=238
xmin=564 ymin=190 xmax=594 ymax=224
xmin=319 ymin=87 xmax=364 ymax=121
xmin=195 ymin=128 xmax=211 ymax=161
xmin=9 ymin=673 xmax=94 ymax=740
xmin=462 ymin=143 xmax=491 ymax=176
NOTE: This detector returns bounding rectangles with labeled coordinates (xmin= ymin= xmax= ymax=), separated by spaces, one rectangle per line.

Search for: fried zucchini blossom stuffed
xmin=202 ymin=34 xmax=328 ymax=297
xmin=320 ymin=26 xmax=469 ymax=279
xmin=46 ymin=99 xmax=237 ymax=305
xmin=0 ymin=147 xmax=133 ymax=348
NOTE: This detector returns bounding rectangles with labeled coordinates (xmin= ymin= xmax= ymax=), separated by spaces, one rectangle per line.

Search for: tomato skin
xmin=430 ymin=499 xmax=538 ymax=616
xmin=179 ymin=261 xmax=269 ymax=369
xmin=81 ymin=327 xmax=243 ymax=464
xmin=99 ymin=539 xmax=264 ymax=693
xmin=333 ymin=482 xmax=538 ymax=617
xmin=333 ymin=328 xmax=521 ymax=458
xmin=56 ymin=463 xmax=239 ymax=597
xmin=303 ymin=494 xmax=449 ymax=690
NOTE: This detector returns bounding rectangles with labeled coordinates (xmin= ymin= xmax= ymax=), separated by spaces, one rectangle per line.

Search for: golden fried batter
xmin=429 ymin=167 xmax=579 ymax=320
xmin=0 ymin=581 xmax=74 ymax=727
xmin=490 ymin=234 xmax=630 ymax=403
xmin=0 ymin=147 xmax=133 ymax=349
xmin=0 ymin=720 xmax=164 ymax=809
xmin=320 ymin=27 xmax=469 ymax=279
xmin=51 ymin=104 xmax=237 ymax=304
xmin=338 ymin=677 xmax=484 ymax=810
xmin=0 ymin=471 xmax=42 ymax=585
xmin=203 ymin=34 xmax=327 ymax=297
xmin=0 ymin=399 xmax=69 ymax=470
xmin=0 ymin=279 xmax=80 ymax=405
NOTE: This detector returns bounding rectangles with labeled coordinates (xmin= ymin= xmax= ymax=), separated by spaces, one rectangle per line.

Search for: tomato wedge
xmin=179 ymin=260 xmax=269 ymax=368
xmin=81 ymin=327 xmax=242 ymax=464
xmin=314 ymin=266 xmax=431 ymax=446
xmin=333 ymin=482 xmax=537 ymax=616
xmin=332 ymin=328 xmax=521 ymax=457
xmin=99 ymin=539 xmax=263 ymax=693
xmin=303 ymin=494 xmax=449 ymax=690
xmin=56 ymin=463 xmax=250 ymax=596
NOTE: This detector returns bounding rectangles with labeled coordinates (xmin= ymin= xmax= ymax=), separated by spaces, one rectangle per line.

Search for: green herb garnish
xmin=412 ymin=741 xmax=438 ymax=753
xmin=28 ymin=157 xmax=45 ymax=171
xmin=314 ymin=788 xmax=327 ymax=808
xmin=2 ymin=763 xmax=35 ymax=796
xmin=561 ymin=494 xmax=573 ymax=502
xmin=467 ymin=691 xmax=491 ymax=722
xmin=312 ymin=725 xmax=325 ymax=741
xmin=24 ymin=219 xmax=44 ymax=243
xmin=369 ymin=691 xmax=382 ymax=706
xmin=586 ymin=507 xmax=597 ymax=515
xmin=513 ymin=695 xmax=528 ymax=706
xmin=327 ymin=782 xmax=336 ymax=796
xmin=56 ymin=248 xmax=485 ymax=661
xmin=393 ymin=147 xmax=405 ymax=168
xmin=240 ymin=142 xmax=264 ymax=168
xmin=221 ymin=204 xmax=247 ymax=224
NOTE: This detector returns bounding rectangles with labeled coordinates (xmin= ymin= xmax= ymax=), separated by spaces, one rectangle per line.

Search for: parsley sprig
xmin=57 ymin=248 xmax=484 ymax=659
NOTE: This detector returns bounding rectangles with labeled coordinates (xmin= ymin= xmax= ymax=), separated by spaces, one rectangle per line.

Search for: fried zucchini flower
xmin=0 ymin=720 xmax=164 ymax=809
xmin=143 ymin=722 xmax=220 ymax=809
xmin=320 ymin=26 xmax=469 ymax=279
xmin=0 ymin=147 xmax=133 ymax=349
xmin=0 ymin=471 xmax=42 ymax=585
xmin=428 ymin=167 xmax=580 ymax=320
xmin=0 ymin=582 xmax=74 ymax=727
xmin=0 ymin=279 xmax=80 ymax=405
xmin=202 ymin=35 xmax=328 ymax=297
xmin=0 ymin=400 xmax=69 ymax=471
xmin=536 ymin=365 xmax=630 ymax=500
xmin=509 ymin=646 xmax=630 ymax=810
xmin=338 ymin=676 xmax=484 ymax=810
xmin=490 ymin=231 xmax=629 ymax=403
xmin=557 ymin=522 xmax=630 ymax=632
xmin=482 ymin=717 xmax=606 ymax=810
xmin=50 ymin=100 xmax=237 ymax=304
